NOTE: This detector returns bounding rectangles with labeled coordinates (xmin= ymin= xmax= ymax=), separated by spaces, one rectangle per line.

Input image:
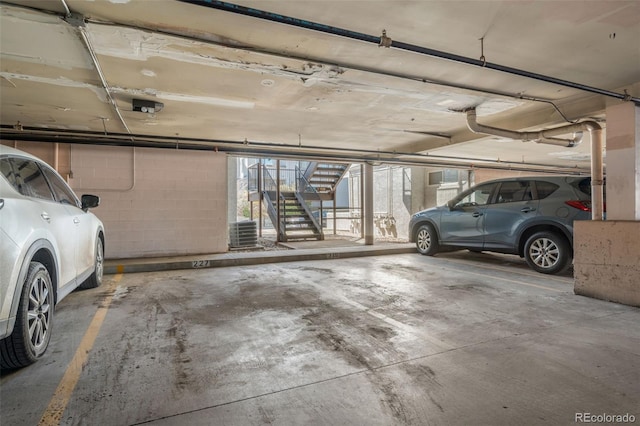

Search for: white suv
xmin=0 ymin=146 xmax=105 ymax=368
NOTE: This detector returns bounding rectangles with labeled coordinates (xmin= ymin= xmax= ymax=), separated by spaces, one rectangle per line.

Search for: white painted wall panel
xmin=69 ymin=145 xmax=228 ymax=259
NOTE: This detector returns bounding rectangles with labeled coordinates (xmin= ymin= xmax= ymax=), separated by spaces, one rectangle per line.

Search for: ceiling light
xmin=132 ymin=98 xmax=164 ymax=114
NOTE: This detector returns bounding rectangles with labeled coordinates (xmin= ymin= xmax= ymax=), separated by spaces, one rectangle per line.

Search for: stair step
xmin=284 ymin=230 xmax=322 ymax=237
xmin=316 ymin=165 xmax=347 ymax=170
xmin=312 ymin=170 xmax=343 ymax=174
xmin=310 ymin=179 xmax=339 ymax=183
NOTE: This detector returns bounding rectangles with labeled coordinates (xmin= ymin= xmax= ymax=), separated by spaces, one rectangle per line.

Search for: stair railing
xmin=261 ymin=165 xmax=285 ymax=239
xmin=302 ymin=161 xmax=318 ymax=182
xmin=296 ymin=165 xmax=322 ymax=201
xmin=247 ymin=163 xmax=259 ymax=193
xmin=295 ymin=166 xmax=324 ymax=237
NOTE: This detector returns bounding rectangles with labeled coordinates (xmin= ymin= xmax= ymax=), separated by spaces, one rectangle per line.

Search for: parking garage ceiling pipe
xmin=0 ymin=126 xmax=589 ymax=175
xmin=57 ymin=1 xmax=131 ymax=139
xmin=466 ymin=108 xmax=604 ymax=220
xmin=58 ymin=0 xmax=138 ymax=191
xmin=178 ymin=0 xmax=640 ymax=105
xmin=466 ymin=109 xmax=584 ymax=148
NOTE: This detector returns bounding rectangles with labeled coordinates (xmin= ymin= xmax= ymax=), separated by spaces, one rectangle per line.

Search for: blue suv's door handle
xmin=472 ymin=212 xmax=483 ymax=217
xmin=521 ymin=207 xmax=536 ymax=213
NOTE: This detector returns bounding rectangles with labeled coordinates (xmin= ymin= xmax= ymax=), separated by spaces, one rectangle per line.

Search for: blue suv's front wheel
xmin=416 ymin=224 xmax=440 ymax=256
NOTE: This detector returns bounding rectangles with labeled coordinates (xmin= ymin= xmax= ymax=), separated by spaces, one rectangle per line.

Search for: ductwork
xmin=466 ymin=109 xmax=583 ymax=147
xmin=465 ymin=108 xmax=604 ymax=221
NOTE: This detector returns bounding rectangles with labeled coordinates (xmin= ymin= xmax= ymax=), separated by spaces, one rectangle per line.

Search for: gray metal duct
xmin=465 ymin=108 xmax=604 ymax=220
xmin=466 ymin=109 xmax=583 ymax=147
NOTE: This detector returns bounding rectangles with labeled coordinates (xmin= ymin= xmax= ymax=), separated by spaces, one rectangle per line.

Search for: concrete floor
xmin=1 ymin=251 xmax=639 ymax=425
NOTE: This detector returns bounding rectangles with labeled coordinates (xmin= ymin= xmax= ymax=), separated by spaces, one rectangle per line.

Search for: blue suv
xmin=409 ymin=176 xmax=594 ymax=274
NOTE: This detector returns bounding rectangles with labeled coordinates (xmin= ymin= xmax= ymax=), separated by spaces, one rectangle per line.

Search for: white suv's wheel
xmin=0 ymin=262 xmax=54 ymax=368
xmin=80 ymin=238 xmax=104 ymax=290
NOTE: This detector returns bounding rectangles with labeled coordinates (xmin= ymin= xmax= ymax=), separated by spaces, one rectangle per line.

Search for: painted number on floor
xmin=192 ymin=260 xmax=210 ymax=268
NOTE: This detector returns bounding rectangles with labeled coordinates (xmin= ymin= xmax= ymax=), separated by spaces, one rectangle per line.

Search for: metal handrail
xmin=261 ymin=165 xmax=285 ymax=237
xmin=295 ymin=166 xmax=323 ymax=236
xmin=296 ymin=165 xmax=321 ymax=200
xmin=302 ymin=161 xmax=317 ymax=182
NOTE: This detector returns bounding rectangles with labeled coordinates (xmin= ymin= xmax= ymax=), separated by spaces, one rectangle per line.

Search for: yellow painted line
xmin=39 ymin=273 xmax=123 ymax=426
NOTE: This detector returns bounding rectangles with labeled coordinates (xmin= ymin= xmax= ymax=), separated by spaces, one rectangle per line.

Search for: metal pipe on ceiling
xmin=19 ymin=1 xmax=594 ymax=138
xmin=466 ymin=109 xmax=583 ymax=147
xmin=59 ymin=0 xmax=71 ymax=17
xmin=60 ymin=11 xmax=133 ymax=136
xmin=76 ymin=25 xmax=132 ymax=136
xmin=0 ymin=126 xmax=590 ymax=175
xmin=60 ymin=9 xmax=139 ymax=191
xmin=465 ymin=108 xmax=604 ymax=220
xmin=177 ymin=0 xmax=640 ymax=105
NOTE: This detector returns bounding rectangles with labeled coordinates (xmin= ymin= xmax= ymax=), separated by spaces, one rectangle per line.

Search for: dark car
xmin=408 ymin=176 xmax=595 ymax=274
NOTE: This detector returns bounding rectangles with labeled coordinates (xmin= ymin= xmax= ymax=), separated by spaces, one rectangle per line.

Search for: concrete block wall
xmin=2 ymin=141 xmax=72 ymax=178
xmin=69 ymin=145 xmax=228 ymax=259
xmin=574 ymin=221 xmax=640 ymax=307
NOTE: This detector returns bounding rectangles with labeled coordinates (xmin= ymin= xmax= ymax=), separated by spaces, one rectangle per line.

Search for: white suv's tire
xmin=0 ymin=262 xmax=54 ymax=368
xmin=80 ymin=238 xmax=104 ymax=290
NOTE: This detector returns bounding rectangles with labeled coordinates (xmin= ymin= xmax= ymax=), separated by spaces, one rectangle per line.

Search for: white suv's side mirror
xmin=81 ymin=194 xmax=100 ymax=211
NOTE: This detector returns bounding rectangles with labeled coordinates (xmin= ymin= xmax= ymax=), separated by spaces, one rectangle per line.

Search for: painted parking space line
xmin=435 ymin=256 xmax=574 ymax=285
xmin=38 ymin=273 xmax=123 ymax=426
xmin=436 ymin=263 xmax=566 ymax=293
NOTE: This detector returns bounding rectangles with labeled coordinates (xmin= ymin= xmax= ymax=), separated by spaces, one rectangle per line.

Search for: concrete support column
xmin=227 ymin=154 xmax=236 ymax=226
xmin=363 ymin=163 xmax=374 ymax=245
xmin=574 ymin=102 xmax=640 ymax=307
xmin=605 ymin=102 xmax=640 ymax=220
xmin=276 ymin=159 xmax=281 ymax=242
xmin=409 ymin=167 xmax=426 ymax=213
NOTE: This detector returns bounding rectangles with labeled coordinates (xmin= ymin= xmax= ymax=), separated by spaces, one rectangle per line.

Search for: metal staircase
xmin=249 ymin=161 xmax=350 ymax=242
xmin=267 ymin=191 xmax=323 ymax=241
xmin=303 ymin=162 xmax=350 ymax=200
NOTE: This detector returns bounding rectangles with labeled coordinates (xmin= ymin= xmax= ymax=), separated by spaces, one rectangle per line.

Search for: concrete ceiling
xmin=1 ymin=0 xmax=639 ymax=172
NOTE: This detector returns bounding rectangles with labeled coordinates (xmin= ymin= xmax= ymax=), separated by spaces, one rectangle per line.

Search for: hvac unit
xmin=229 ymin=221 xmax=258 ymax=248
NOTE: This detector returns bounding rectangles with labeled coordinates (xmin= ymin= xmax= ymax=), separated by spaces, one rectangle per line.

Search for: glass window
xmin=443 ymin=169 xmax=459 ymax=183
xmin=496 ymin=181 xmax=532 ymax=203
xmin=429 ymin=171 xmax=443 ymax=186
xmin=572 ymin=177 xmax=604 ymax=198
xmin=41 ymin=164 xmax=79 ymax=207
xmin=7 ymin=157 xmax=55 ymax=201
xmin=429 ymin=169 xmax=459 ymax=186
xmin=576 ymin=177 xmax=592 ymax=196
xmin=453 ymin=183 xmax=495 ymax=208
xmin=0 ymin=157 xmax=20 ymax=191
xmin=534 ymin=181 xmax=559 ymax=200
